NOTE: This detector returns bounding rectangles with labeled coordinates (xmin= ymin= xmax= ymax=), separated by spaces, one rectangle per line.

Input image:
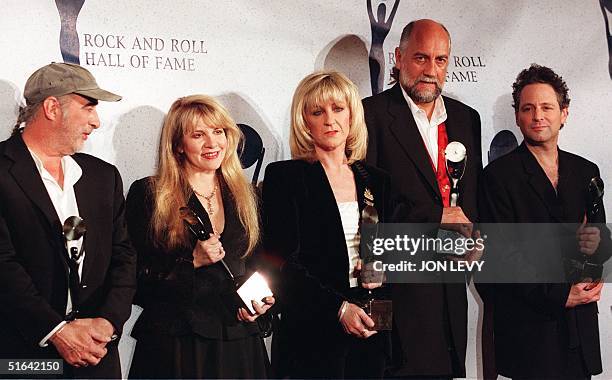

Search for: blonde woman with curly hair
xmin=126 ymin=95 xmax=273 ymax=378
xmin=263 ymin=71 xmax=391 ymax=378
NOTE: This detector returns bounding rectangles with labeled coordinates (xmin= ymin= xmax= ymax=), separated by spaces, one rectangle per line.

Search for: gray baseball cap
xmin=24 ymin=62 xmax=121 ymax=105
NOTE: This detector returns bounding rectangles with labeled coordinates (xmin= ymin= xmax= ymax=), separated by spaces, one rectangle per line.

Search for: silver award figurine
xmin=580 ymin=177 xmax=605 ymax=281
xmin=565 ymin=177 xmax=605 ymax=283
xmin=180 ymin=206 xmax=273 ymax=314
xmin=62 ymin=216 xmax=86 ymax=260
xmin=445 ymin=141 xmax=467 ymax=207
xmin=436 ymin=142 xmax=468 ymax=255
xmin=62 ymin=216 xmax=86 ymax=319
xmin=357 ymin=189 xmax=392 ymax=330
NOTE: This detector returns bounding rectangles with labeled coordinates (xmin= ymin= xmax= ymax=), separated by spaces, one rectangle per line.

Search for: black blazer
xmin=363 ymin=84 xmax=482 ymax=377
xmin=479 ymin=143 xmax=611 ymax=378
xmin=262 ymin=160 xmax=390 ymax=374
xmin=0 ymin=134 xmax=136 ymax=374
xmin=125 ymin=177 xmax=261 ymax=340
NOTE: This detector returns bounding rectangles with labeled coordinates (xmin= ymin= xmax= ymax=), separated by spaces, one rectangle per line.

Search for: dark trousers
xmin=291 ymin=332 xmax=389 ymax=379
xmin=513 ymin=346 xmax=590 ymax=380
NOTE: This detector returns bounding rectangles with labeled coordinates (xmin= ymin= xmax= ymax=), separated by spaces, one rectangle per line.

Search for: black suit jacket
xmin=0 ymin=134 xmax=136 ymax=376
xmin=479 ymin=143 xmax=611 ymax=378
xmin=262 ymin=160 xmax=391 ymax=376
xmin=363 ymin=84 xmax=482 ymax=377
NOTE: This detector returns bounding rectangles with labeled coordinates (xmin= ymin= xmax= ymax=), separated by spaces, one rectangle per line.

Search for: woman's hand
xmin=193 ymin=233 xmax=225 ymax=268
xmin=338 ymin=301 xmax=377 ymax=339
xmin=237 ymin=296 xmax=276 ymax=322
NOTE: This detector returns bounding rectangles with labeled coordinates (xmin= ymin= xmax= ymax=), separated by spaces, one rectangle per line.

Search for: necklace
xmin=193 ymin=184 xmax=218 ymax=215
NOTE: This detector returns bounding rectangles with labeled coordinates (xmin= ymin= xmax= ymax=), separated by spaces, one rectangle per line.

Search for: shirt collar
xmin=28 ymin=150 xmax=83 ymax=188
xmin=400 ymin=85 xmax=447 ymax=125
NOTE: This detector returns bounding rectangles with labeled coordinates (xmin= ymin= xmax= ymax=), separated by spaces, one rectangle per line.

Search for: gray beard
xmin=400 ymin=74 xmax=442 ymax=104
xmin=406 ymin=85 xmax=441 ymax=103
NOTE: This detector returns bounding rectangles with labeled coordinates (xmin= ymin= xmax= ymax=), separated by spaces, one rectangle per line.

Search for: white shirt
xmin=400 ymin=85 xmax=448 ymax=170
xmin=28 ymin=150 xmax=84 ymax=347
xmin=337 ymin=201 xmax=360 ymax=288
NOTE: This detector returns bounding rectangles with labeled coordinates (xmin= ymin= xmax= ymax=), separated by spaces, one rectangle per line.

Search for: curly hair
xmin=512 ymin=64 xmax=570 ymax=112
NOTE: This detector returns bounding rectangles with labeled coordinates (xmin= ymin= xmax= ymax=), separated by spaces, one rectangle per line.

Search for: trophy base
xmin=565 ymin=258 xmax=603 ymax=284
xmin=363 ymin=299 xmax=393 ymax=331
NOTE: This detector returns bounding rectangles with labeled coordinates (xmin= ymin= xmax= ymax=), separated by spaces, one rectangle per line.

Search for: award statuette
xmin=437 ymin=141 xmax=468 ymax=255
xmin=179 ymin=205 xmax=273 ymax=313
xmin=62 ymin=216 xmax=86 ymax=320
xmin=357 ymin=187 xmax=392 ymax=331
xmin=587 ymin=177 xmax=604 ymax=219
xmin=584 ymin=177 xmax=605 ymax=281
xmin=445 ymin=141 xmax=467 ymax=207
xmin=567 ymin=177 xmax=605 ymax=283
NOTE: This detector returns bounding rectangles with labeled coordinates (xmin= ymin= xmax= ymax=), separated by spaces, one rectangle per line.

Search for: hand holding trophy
xmin=437 ymin=141 xmax=471 ymax=256
xmin=445 ymin=141 xmax=467 ymax=207
xmin=357 ymin=188 xmax=392 ymax=331
xmin=179 ymin=205 xmax=273 ymax=317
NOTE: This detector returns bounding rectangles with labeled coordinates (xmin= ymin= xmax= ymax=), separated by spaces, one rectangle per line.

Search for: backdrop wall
xmin=1 ymin=1 xmax=610 ymax=378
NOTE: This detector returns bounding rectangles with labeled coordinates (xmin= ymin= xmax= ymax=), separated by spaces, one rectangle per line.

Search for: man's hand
xmin=565 ymin=282 xmax=603 ymax=308
xmin=577 ymin=217 xmax=601 ymax=256
xmin=87 ymin=318 xmax=116 ymax=343
xmin=354 ymin=259 xmax=383 ymax=289
xmin=441 ymin=206 xmax=473 ymax=237
xmin=339 ymin=302 xmax=377 ymax=339
xmin=48 ymin=319 xmax=108 ymax=368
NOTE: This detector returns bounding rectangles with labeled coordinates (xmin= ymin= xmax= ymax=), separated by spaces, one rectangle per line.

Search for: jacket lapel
xmin=73 ymin=160 xmax=98 ymax=280
xmin=556 ymin=149 xmax=581 ymax=222
xmin=308 ymin=162 xmax=347 ymax=260
xmin=386 ymin=85 xmax=440 ymax=199
xmin=5 ymin=135 xmax=62 ymax=234
xmin=351 ymin=164 xmax=367 ymax=213
xmin=519 ymin=143 xmax=563 ymax=221
xmin=4 ymin=135 xmax=68 ymax=275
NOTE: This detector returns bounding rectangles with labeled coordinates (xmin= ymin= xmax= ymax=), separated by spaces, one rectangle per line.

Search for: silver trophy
xmin=444 ymin=141 xmax=467 ymax=207
xmin=436 ymin=142 xmax=468 ymax=255
xmin=62 ymin=216 xmax=86 ymax=319
xmin=63 ymin=216 xmax=86 ymax=260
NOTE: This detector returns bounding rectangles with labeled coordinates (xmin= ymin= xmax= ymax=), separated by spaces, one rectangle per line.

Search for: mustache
xmin=415 ymin=75 xmax=441 ymax=86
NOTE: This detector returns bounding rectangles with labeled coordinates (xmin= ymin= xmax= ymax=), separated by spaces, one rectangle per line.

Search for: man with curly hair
xmin=479 ymin=64 xmax=611 ymax=379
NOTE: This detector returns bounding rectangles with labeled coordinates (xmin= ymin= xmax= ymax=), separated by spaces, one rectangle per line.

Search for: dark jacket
xmin=262 ymin=159 xmax=391 ymax=376
xmin=479 ymin=142 xmax=611 ymax=378
xmin=363 ymin=84 xmax=482 ymax=377
xmin=125 ymin=177 xmax=261 ymax=340
xmin=0 ymin=134 xmax=136 ymax=377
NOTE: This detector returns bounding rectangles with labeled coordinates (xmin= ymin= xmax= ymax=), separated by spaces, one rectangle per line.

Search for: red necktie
xmin=434 ymin=122 xmax=451 ymax=207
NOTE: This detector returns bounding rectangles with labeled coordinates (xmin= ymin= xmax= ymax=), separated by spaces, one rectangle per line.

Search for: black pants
xmin=513 ymin=346 xmax=590 ymax=380
xmin=291 ymin=332 xmax=389 ymax=379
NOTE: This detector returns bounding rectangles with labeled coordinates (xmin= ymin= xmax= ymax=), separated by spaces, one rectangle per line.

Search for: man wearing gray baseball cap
xmin=0 ymin=63 xmax=136 ymax=378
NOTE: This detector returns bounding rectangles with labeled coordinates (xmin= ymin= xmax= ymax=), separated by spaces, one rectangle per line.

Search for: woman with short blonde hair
xmin=289 ymin=70 xmax=368 ymax=163
xmin=264 ymin=70 xmax=390 ymax=378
